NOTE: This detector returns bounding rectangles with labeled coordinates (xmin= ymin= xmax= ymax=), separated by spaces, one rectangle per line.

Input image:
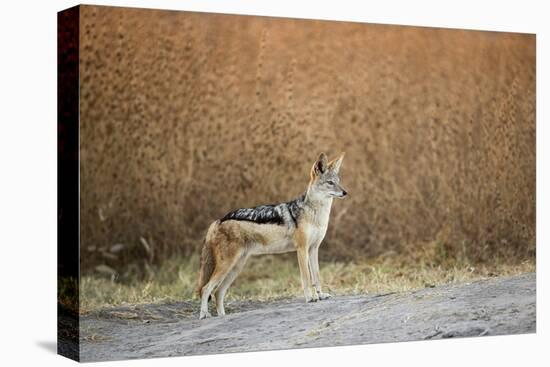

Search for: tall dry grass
xmin=79 ymin=6 xmax=535 ymax=275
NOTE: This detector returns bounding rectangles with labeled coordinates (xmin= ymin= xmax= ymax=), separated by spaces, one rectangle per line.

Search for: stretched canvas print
xmin=58 ymin=4 xmax=536 ymax=362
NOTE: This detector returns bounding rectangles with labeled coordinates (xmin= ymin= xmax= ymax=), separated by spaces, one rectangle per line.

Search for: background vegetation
xmin=79 ymin=6 xmax=535 ymax=290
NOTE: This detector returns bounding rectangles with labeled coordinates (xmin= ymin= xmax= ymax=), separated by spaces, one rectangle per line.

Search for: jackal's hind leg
xmin=214 ymin=255 xmax=248 ymax=316
xmin=199 ymin=271 xmax=225 ymax=319
xmin=199 ymin=265 xmax=234 ymax=319
xmin=199 ymin=245 xmax=245 ymax=319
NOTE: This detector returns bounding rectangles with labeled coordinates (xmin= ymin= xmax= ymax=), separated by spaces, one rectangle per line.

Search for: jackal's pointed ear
xmin=311 ymin=152 xmax=328 ymax=178
xmin=328 ymin=153 xmax=345 ymax=174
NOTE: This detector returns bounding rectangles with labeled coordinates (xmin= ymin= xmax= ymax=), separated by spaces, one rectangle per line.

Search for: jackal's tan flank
xmin=196 ymin=153 xmax=347 ymax=319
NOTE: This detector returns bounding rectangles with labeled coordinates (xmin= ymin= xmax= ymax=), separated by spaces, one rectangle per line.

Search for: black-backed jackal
xmin=196 ymin=153 xmax=347 ymax=319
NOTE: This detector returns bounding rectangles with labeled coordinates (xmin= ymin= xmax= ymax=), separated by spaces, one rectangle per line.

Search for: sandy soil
xmin=80 ymin=273 xmax=535 ymax=362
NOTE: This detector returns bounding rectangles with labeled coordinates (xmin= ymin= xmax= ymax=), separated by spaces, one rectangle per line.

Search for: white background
xmin=0 ymin=0 xmax=547 ymax=366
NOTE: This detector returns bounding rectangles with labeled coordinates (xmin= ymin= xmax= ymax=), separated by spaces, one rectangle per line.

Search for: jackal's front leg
xmin=296 ymin=247 xmax=317 ymax=302
xmin=309 ymin=245 xmax=331 ymax=300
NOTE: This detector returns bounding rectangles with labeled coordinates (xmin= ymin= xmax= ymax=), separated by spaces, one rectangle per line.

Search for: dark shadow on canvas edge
xmin=36 ymin=340 xmax=57 ymax=354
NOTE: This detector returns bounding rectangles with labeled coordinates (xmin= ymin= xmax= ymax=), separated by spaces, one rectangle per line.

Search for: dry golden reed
xmin=79 ymin=6 xmax=535 ymax=274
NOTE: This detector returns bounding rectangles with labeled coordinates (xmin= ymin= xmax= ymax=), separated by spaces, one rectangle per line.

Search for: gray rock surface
xmin=80 ymin=273 xmax=535 ymax=362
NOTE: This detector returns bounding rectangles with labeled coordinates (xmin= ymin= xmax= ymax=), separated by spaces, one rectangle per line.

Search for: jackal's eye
xmin=327 ymin=180 xmax=335 ymax=186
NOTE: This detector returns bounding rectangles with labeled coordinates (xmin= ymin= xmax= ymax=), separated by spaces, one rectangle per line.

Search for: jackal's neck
xmin=303 ymin=188 xmax=333 ymax=225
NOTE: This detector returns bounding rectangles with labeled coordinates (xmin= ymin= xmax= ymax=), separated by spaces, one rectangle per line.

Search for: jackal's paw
xmin=318 ymin=292 xmax=332 ymax=300
xmin=305 ymin=295 xmax=318 ymax=303
xmin=199 ymin=310 xmax=211 ymax=319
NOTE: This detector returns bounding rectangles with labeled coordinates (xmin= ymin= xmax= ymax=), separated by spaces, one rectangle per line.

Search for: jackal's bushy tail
xmin=196 ymin=220 xmax=219 ymax=297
